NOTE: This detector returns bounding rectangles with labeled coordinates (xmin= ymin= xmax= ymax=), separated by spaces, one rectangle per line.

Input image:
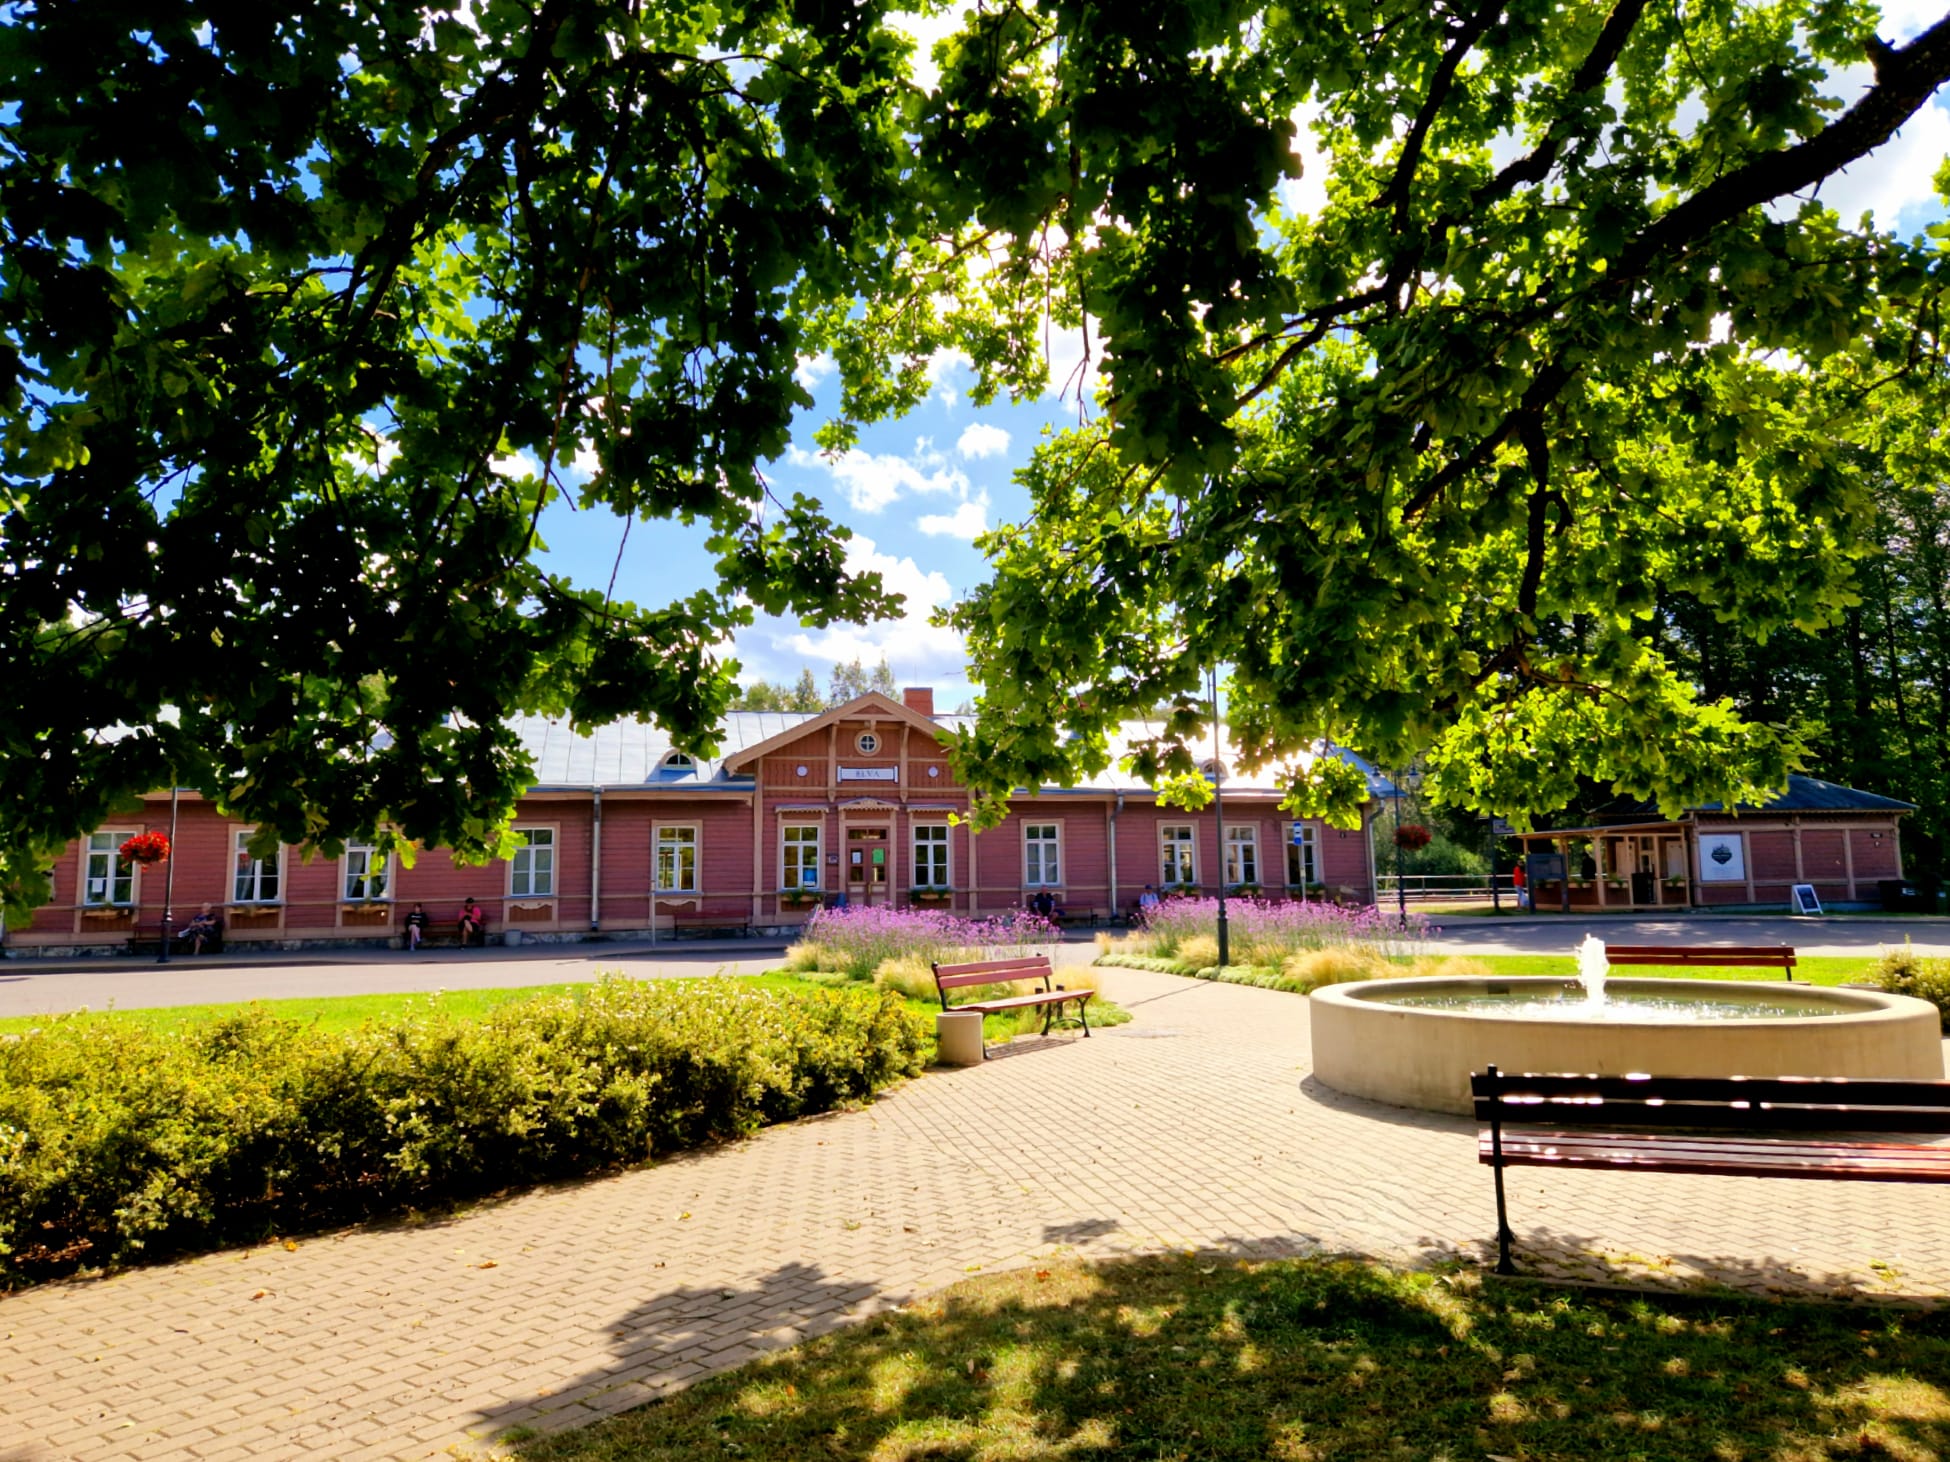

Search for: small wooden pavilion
xmin=1513 ymin=775 xmax=1912 ymax=912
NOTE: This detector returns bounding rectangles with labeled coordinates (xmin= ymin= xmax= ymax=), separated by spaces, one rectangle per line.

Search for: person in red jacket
xmin=457 ymin=897 xmax=486 ymax=947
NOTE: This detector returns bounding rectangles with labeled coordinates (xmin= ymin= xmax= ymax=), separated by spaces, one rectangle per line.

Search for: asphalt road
xmin=0 ymin=912 xmax=1939 ymax=1019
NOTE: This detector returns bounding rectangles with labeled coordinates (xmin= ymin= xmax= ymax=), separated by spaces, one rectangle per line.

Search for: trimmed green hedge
xmin=0 ymin=980 xmax=929 ymax=1286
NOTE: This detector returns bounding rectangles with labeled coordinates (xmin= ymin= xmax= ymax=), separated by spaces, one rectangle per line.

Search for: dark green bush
xmin=0 ymin=980 xmax=928 ymax=1286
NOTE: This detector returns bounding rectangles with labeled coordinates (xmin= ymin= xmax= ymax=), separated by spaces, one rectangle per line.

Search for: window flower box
xmin=81 ymin=907 xmax=133 ymax=920
xmin=779 ymin=889 xmax=820 ymax=908
xmin=1229 ymin=882 xmax=1262 ymax=897
xmin=910 ymin=888 xmax=952 ymax=904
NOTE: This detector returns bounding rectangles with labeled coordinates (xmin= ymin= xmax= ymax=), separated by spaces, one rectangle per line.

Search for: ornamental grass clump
xmin=1135 ymin=896 xmax=1425 ymax=967
xmin=787 ymin=904 xmax=1056 ymax=982
xmin=0 ymin=979 xmax=929 ymax=1287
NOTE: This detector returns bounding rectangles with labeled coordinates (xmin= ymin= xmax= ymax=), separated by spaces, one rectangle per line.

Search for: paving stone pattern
xmin=3 ymin=966 xmax=1948 ymax=1461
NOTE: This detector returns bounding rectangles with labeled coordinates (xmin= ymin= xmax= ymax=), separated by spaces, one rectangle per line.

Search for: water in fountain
xmin=1577 ymin=933 xmax=1608 ymax=1006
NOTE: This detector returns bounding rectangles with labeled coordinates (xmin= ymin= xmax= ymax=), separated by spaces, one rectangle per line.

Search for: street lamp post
xmin=1210 ymin=668 xmax=1230 ymax=970
xmin=157 ymin=781 xmax=181 ymax=965
xmin=1393 ymin=766 xmax=1423 ymax=928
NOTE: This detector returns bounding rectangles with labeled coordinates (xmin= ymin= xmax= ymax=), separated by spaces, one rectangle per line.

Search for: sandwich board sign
xmin=1790 ymin=884 xmax=1823 ymax=916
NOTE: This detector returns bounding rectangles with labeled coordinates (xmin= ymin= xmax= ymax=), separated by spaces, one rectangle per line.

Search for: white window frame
xmin=232 ymin=827 xmax=282 ymax=904
xmin=1160 ymin=824 xmax=1196 ymax=887
xmin=82 ymin=829 xmax=139 ymax=907
xmin=343 ymin=841 xmax=390 ymax=902
xmin=1225 ymin=826 xmax=1258 ymax=888
xmin=912 ymin=823 xmax=951 ymax=889
xmin=1286 ymin=823 xmax=1319 ymax=888
xmin=508 ymin=825 xmax=557 ymax=898
xmin=1023 ymin=822 xmax=1062 ymax=887
xmin=781 ymin=823 xmax=822 ymax=891
xmin=655 ymin=824 xmax=700 ymax=894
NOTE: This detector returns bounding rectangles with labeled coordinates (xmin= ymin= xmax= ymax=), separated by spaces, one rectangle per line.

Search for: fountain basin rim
xmin=1318 ymin=975 xmax=1914 ymax=1025
xmin=1308 ymin=976 xmax=1944 ymax=1115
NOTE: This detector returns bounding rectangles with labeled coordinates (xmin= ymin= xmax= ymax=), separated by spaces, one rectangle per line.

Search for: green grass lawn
xmin=514 ymin=1253 xmax=1950 ymax=1462
xmin=1468 ymin=953 xmax=1878 ymax=985
xmin=0 ymin=969 xmax=1122 ymax=1046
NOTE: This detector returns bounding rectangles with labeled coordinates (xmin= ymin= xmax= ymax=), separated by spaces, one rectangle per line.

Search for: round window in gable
xmin=856 ymin=731 xmax=882 ymax=755
xmin=927 ymin=766 xmax=940 ymax=779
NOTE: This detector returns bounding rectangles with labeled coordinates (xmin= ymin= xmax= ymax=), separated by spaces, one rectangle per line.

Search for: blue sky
xmin=531 ymin=353 xmax=1083 ymax=712
xmin=531 ymin=1 xmax=1950 ymax=715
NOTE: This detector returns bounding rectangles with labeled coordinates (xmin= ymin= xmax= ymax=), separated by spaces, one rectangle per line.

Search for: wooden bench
xmin=1473 ymin=1065 xmax=1950 ymax=1274
xmin=128 ymin=916 xmax=224 ymax=956
xmin=1605 ymin=943 xmax=1797 ymax=980
xmin=930 ymin=955 xmax=1093 ymax=1058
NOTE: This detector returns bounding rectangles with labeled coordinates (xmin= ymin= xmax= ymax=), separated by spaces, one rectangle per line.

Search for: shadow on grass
xmin=502 ymin=1250 xmax=1950 ymax=1462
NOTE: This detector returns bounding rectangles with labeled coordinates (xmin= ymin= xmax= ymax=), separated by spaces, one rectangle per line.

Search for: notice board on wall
xmin=1697 ymin=833 xmax=1746 ymax=882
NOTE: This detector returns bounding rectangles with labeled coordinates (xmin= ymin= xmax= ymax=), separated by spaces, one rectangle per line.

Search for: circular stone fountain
xmin=1309 ymin=936 xmax=1945 ymax=1116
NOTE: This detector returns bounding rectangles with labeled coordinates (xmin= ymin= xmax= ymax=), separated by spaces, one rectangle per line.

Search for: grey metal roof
xmin=1701 ymin=774 xmax=1916 ymax=815
xmin=1553 ymin=773 xmax=1916 ymax=831
xmin=510 ymin=707 xmax=1390 ymax=798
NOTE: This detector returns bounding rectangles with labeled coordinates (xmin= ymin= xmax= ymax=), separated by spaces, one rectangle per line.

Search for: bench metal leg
xmin=1078 ymin=996 xmax=1090 ymax=1036
xmin=1491 ymin=1160 xmax=1517 ymax=1275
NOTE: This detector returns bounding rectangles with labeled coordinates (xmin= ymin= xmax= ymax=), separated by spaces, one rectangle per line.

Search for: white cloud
xmin=1874 ymin=0 xmax=1947 ymax=41
xmin=786 ymin=439 xmax=968 ymax=513
xmin=1276 ymin=102 xmax=1331 ymax=220
xmin=889 ymin=8 xmax=965 ymax=93
xmin=1042 ymin=320 xmax=1101 ymax=404
xmin=927 ymin=347 xmax=971 ymax=407
xmin=917 ymin=494 xmax=990 ymax=539
xmin=782 ymin=534 xmax=968 ymax=679
xmin=955 ymin=422 xmax=1011 ymax=459
xmin=490 ymin=449 xmax=541 ymax=479
xmin=1813 ymin=74 xmax=1950 ymax=233
xmin=794 ymin=352 xmax=836 ymax=389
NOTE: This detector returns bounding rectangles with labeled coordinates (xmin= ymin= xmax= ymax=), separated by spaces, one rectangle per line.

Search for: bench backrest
xmin=1605 ymin=944 xmax=1795 ymax=969
xmin=932 ymin=956 xmax=1054 ymax=1003
xmin=1472 ymin=1066 xmax=1950 ymax=1134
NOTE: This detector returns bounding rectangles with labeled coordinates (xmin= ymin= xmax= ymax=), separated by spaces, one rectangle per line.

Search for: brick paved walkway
xmin=3 ymin=966 xmax=1948 ymax=1461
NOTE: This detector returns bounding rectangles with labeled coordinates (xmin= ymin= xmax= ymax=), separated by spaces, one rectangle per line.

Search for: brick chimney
xmin=902 ymin=687 xmax=935 ymax=717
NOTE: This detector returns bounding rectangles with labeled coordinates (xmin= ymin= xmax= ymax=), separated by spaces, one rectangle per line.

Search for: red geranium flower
xmin=1393 ymin=823 xmax=1433 ymax=851
xmin=120 ymin=831 xmax=171 ymax=864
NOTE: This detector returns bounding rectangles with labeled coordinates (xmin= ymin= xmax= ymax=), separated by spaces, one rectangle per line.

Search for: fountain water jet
xmin=1576 ymin=933 xmax=1607 ymax=1007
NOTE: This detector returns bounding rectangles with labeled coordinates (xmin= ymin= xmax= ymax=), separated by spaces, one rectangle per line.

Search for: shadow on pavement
xmin=490 ymin=1241 xmax=1950 ymax=1461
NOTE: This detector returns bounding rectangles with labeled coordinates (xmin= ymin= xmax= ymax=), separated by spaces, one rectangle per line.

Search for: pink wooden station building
xmin=8 ymin=690 xmax=1386 ymax=957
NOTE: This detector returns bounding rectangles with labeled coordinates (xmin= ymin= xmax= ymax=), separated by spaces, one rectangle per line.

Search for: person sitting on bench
xmin=404 ymin=902 xmax=430 ymax=951
xmin=177 ymin=903 xmax=222 ymax=955
xmin=457 ymin=896 xmax=486 ymax=947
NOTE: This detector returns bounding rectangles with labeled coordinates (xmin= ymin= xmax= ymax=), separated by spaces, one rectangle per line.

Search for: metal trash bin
xmin=1879 ymin=879 xmax=1917 ymax=912
xmin=935 ymin=1010 xmax=985 ymax=1067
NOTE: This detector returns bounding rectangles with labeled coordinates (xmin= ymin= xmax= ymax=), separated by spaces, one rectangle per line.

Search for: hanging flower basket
xmin=120 ymin=831 xmax=171 ymax=865
xmin=1393 ymin=824 xmax=1432 ymax=851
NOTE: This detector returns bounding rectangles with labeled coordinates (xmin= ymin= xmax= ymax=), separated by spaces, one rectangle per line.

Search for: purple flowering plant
xmin=1135 ymin=896 xmax=1426 ymax=966
xmin=789 ymin=904 xmax=1058 ymax=980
